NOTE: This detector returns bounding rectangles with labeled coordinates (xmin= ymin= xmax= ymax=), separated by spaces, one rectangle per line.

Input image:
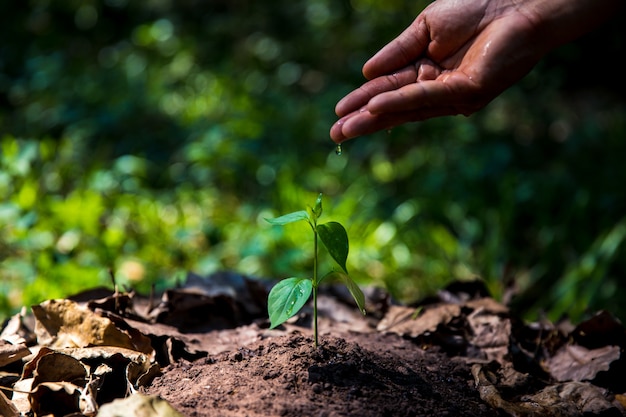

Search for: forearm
xmin=522 ymin=0 xmax=624 ymax=52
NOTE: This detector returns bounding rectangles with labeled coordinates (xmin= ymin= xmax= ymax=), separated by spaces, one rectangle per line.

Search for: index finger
xmin=363 ymin=18 xmax=429 ymax=80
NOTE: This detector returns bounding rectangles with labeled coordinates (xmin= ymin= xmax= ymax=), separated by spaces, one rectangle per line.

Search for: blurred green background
xmin=1 ymin=0 xmax=626 ymax=323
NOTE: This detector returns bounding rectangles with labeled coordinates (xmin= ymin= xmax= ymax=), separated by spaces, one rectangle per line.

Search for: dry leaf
xmin=57 ymin=346 xmax=159 ymax=397
xmin=32 ymin=299 xmax=153 ymax=357
xmin=30 ymin=381 xmax=83 ymax=417
xmin=0 ymin=340 xmax=31 ymax=367
xmin=545 ymin=344 xmax=621 ymax=382
xmin=467 ymin=308 xmax=511 ymax=363
xmin=471 ymin=364 xmax=624 ymax=416
xmin=0 ymin=390 xmax=19 ymax=417
xmin=16 ymin=345 xmax=159 ymax=416
xmin=465 ymin=297 xmax=509 ymax=314
xmin=31 ymin=350 xmax=88 ymax=386
xmin=377 ymin=304 xmax=461 ymax=337
xmin=11 ymin=377 xmax=33 ymax=414
xmin=97 ymin=393 xmax=184 ymax=417
xmin=0 ymin=308 xmax=36 ymax=345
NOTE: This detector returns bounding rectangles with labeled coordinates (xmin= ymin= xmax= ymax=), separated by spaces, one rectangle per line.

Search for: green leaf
xmin=323 ymin=271 xmax=366 ymax=315
xmin=312 ymin=193 xmax=323 ymax=219
xmin=317 ymin=221 xmax=349 ymax=273
xmin=343 ymin=275 xmax=366 ymax=316
xmin=267 ymin=277 xmax=313 ymax=329
xmin=265 ymin=210 xmax=309 ymax=226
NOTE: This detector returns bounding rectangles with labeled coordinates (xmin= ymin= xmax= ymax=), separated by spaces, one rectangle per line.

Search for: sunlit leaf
xmin=323 ymin=271 xmax=366 ymax=315
xmin=265 ymin=210 xmax=309 ymax=226
xmin=267 ymin=277 xmax=313 ymax=329
xmin=93 ymin=393 xmax=185 ymax=417
xmin=312 ymin=193 xmax=323 ymax=219
xmin=317 ymin=222 xmax=349 ymax=273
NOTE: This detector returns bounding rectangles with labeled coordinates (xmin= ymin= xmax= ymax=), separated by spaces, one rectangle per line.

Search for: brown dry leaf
xmin=149 ymin=272 xmax=268 ymax=332
xmin=24 ymin=350 xmax=92 ymax=416
xmin=467 ymin=308 xmax=511 ymax=363
xmin=0 ymin=309 xmax=37 ymax=346
xmin=30 ymin=381 xmax=83 ymax=417
xmin=57 ymin=346 xmax=160 ymax=395
xmin=16 ymin=345 xmax=158 ymax=416
xmin=471 ymin=364 xmax=624 ymax=416
xmin=97 ymin=393 xmax=184 ymax=417
xmin=107 ymin=315 xmax=207 ymax=365
xmin=0 ymin=390 xmax=19 ymax=417
xmin=10 ymin=377 xmax=33 ymax=414
xmin=544 ymin=344 xmax=621 ymax=382
xmin=0 ymin=339 xmax=31 ymax=367
xmin=465 ymin=297 xmax=509 ymax=314
xmin=377 ymin=304 xmax=461 ymax=337
xmin=31 ymin=350 xmax=88 ymax=386
xmin=32 ymin=299 xmax=153 ymax=357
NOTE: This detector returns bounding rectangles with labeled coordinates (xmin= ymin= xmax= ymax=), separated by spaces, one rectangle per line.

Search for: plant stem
xmin=313 ymin=227 xmax=319 ymax=347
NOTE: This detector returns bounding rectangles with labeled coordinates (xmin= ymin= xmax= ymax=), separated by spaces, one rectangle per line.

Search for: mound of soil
xmin=146 ymin=331 xmax=495 ymax=417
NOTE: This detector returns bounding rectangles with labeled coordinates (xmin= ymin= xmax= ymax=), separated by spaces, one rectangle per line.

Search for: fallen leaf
xmin=30 ymin=381 xmax=83 ymax=417
xmin=471 ymin=364 xmax=624 ymax=416
xmin=377 ymin=304 xmax=461 ymax=337
xmin=572 ymin=310 xmax=626 ymax=349
xmin=465 ymin=297 xmax=509 ymax=314
xmin=10 ymin=377 xmax=33 ymax=414
xmin=0 ymin=390 xmax=19 ymax=417
xmin=31 ymin=350 xmax=88 ymax=386
xmin=467 ymin=308 xmax=511 ymax=363
xmin=32 ymin=299 xmax=154 ymax=357
xmin=0 ymin=340 xmax=31 ymax=367
xmin=97 ymin=393 xmax=184 ymax=417
xmin=0 ymin=309 xmax=36 ymax=346
xmin=544 ymin=344 xmax=621 ymax=382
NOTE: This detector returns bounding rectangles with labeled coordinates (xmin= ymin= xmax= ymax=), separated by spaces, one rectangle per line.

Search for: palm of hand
xmin=331 ymin=1 xmax=542 ymax=141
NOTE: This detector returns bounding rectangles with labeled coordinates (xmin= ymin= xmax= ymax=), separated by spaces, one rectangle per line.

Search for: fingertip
xmin=366 ymin=93 xmax=386 ymax=114
xmin=334 ymin=100 xmax=347 ymax=117
xmin=362 ymin=57 xmax=380 ymax=81
xmin=330 ymin=120 xmax=347 ymax=143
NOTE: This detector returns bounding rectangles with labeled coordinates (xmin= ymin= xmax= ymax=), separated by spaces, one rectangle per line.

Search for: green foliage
xmin=267 ymin=277 xmax=313 ymax=329
xmin=266 ymin=194 xmax=365 ymax=346
xmin=317 ymin=222 xmax=349 ymax=274
xmin=1 ymin=0 xmax=626 ymax=324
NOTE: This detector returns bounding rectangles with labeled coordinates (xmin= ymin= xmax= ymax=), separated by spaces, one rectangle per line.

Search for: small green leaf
xmin=267 ymin=277 xmax=313 ymax=329
xmin=265 ymin=210 xmax=309 ymax=226
xmin=317 ymin=221 xmax=349 ymax=273
xmin=343 ymin=275 xmax=366 ymax=316
xmin=323 ymin=271 xmax=366 ymax=315
xmin=312 ymin=193 xmax=323 ymax=218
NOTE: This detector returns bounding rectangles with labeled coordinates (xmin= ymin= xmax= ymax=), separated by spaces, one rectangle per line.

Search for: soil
xmin=145 ymin=330 xmax=495 ymax=417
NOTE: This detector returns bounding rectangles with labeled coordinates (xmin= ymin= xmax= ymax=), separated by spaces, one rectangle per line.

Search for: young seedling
xmin=266 ymin=193 xmax=366 ymax=347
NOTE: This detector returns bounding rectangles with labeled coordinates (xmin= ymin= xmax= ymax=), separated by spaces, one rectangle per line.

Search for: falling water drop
xmin=335 ymin=143 xmax=343 ymax=156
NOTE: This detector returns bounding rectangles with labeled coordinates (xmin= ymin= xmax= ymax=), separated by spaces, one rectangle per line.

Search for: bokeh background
xmin=2 ymin=0 xmax=626 ymax=323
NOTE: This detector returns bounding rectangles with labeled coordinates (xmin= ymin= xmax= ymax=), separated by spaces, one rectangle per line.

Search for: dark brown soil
xmin=145 ymin=330 xmax=496 ymax=417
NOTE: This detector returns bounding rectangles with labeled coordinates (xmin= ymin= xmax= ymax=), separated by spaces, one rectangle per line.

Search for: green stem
xmin=313 ymin=227 xmax=319 ymax=347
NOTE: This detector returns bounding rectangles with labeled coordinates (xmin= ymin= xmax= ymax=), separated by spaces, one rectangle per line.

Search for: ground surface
xmin=146 ymin=330 xmax=496 ymax=417
xmin=1 ymin=273 xmax=626 ymax=416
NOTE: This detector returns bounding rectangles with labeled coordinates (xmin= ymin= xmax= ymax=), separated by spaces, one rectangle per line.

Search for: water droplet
xmin=335 ymin=143 xmax=343 ymax=156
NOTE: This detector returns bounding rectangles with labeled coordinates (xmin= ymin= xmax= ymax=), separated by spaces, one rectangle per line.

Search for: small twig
xmin=148 ymin=282 xmax=156 ymax=313
xmin=109 ymin=267 xmax=119 ymax=313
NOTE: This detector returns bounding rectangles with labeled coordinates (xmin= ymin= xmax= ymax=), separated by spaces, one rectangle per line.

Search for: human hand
xmin=330 ymin=0 xmax=621 ymax=142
